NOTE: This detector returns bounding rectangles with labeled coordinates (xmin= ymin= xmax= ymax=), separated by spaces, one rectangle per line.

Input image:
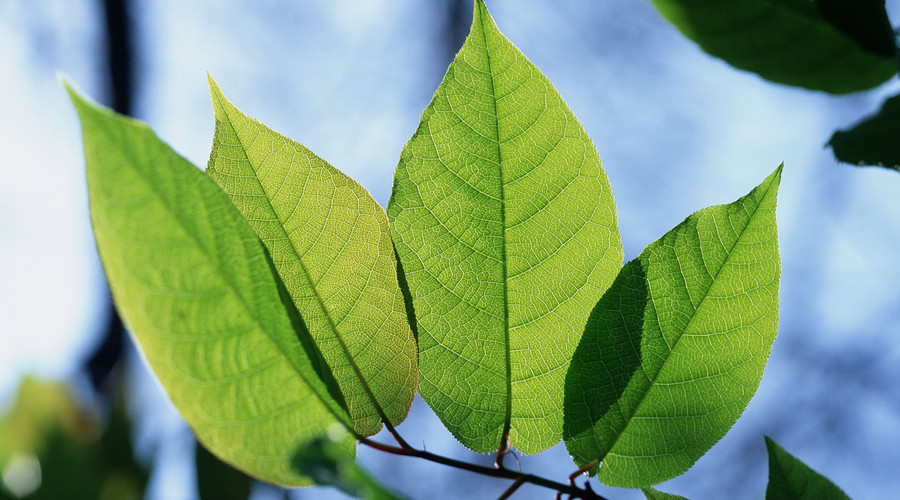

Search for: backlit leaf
xmin=66 ymin=83 xmax=353 ymax=487
xmin=650 ymin=0 xmax=896 ymax=93
xmin=388 ymin=0 xmax=623 ymax=453
xmin=206 ymin=78 xmax=418 ymax=435
xmin=564 ymin=167 xmax=782 ymax=487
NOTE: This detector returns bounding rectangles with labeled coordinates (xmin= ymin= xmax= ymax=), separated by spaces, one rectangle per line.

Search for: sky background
xmin=1 ymin=1 xmax=899 ymax=499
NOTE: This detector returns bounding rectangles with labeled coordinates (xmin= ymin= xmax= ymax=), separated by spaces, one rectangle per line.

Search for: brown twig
xmin=359 ymin=437 xmax=608 ymax=500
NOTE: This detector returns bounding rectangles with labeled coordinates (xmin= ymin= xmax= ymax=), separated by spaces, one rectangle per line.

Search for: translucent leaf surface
xmin=650 ymin=0 xmax=897 ymax=93
xmin=564 ymin=167 xmax=782 ymax=487
xmin=765 ymin=437 xmax=851 ymax=499
xmin=67 ymin=84 xmax=353 ymax=487
xmin=828 ymin=94 xmax=900 ymax=171
xmin=207 ymin=79 xmax=418 ymax=435
xmin=388 ymin=0 xmax=622 ymax=453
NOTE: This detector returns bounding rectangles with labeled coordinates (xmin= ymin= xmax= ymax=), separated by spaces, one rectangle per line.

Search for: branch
xmin=359 ymin=437 xmax=608 ymax=500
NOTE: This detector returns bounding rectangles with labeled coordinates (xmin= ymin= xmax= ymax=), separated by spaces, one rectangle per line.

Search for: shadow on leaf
xmin=563 ymin=259 xmax=648 ymax=467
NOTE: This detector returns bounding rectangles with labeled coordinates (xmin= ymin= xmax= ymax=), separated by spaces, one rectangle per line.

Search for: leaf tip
xmin=471 ymin=0 xmax=494 ymax=33
xmin=207 ymin=74 xmax=230 ymax=118
xmin=61 ymin=76 xmax=92 ymax=116
xmin=767 ymin=164 xmax=784 ymax=190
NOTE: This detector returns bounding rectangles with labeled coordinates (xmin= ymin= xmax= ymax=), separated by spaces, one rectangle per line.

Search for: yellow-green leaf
xmin=388 ymin=0 xmax=623 ymax=454
xmin=206 ymin=78 xmax=418 ymax=436
xmin=66 ymin=83 xmax=353 ymax=487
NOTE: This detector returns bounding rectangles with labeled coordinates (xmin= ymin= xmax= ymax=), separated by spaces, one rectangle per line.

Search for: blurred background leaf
xmin=292 ymin=438 xmax=405 ymax=500
xmin=649 ymin=0 xmax=897 ymax=93
xmin=0 ymin=377 xmax=149 ymax=500
xmin=829 ymin=94 xmax=900 ymax=170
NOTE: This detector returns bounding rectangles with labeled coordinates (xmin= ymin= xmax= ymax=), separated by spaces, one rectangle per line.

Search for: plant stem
xmin=358 ymin=437 xmax=608 ymax=500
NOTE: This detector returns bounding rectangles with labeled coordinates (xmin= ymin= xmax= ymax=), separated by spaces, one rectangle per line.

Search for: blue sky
xmin=2 ymin=1 xmax=900 ymax=499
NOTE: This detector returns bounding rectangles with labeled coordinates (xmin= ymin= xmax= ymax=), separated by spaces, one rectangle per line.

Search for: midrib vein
xmin=477 ymin=13 xmax=513 ymax=447
xmin=217 ymin=104 xmax=393 ymax=429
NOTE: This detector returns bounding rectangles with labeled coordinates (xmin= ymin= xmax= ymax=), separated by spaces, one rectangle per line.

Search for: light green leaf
xmin=387 ymin=0 xmax=622 ymax=454
xmin=765 ymin=437 xmax=851 ymax=500
xmin=650 ymin=0 xmax=897 ymax=93
xmin=207 ymin=78 xmax=418 ymax=435
xmin=642 ymin=487 xmax=690 ymax=500
xmin=564 ymin=167 xmax=782 ymax=487
xmin=292 ymin=434 xmax=407 ymax=500
xmin=828 ymin=94 xmax=900 ymax=172
xmin=66 ymin=82 xmax=354 ymax=487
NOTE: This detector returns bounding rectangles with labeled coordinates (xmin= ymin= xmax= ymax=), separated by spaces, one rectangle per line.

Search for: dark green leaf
xmin=650 ymin=0 xmax=897 ymax=93
xmin=828 ymin=94 xmax=900 ymax=171
xmin=765 ymin=437 xmax=851 ymax=499
xmin=196 ymin=441 xmax=252 ymax=500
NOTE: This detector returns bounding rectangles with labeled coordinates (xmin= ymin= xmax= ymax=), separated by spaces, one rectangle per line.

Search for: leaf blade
xmin=66 ymin=83 xmax=354 ymax=486
xmin=206 ymin=78 xmax=418 ymax=435
xmin=828 ymin=93 xmax=900 ymax=171
xmin=388 ymin=0 xmax=622 ymax=453
xmin=650 ymin=0 xmax=897 ymax=93
xmin=765 ymin=437 xmax=852 ymax=500
xmin=564 ymin=167 xmax=782 ymax=487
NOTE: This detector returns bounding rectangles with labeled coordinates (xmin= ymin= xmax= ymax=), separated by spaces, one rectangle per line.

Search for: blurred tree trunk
xmin=86 ymin=0 xmax=134 ymax=392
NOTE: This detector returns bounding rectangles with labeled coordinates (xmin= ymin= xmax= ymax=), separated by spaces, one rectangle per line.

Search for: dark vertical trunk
xmin=86 ymin=0 xmax=134 ymax=391
xmin=445 ymin=0 xmax=469 ymax=63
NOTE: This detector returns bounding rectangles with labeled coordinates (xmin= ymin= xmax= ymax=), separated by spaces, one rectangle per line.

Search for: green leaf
xmin=387 ymin=0 xmax=623 ymax=454
xmin=206 ymin=78 xmax=418 ymax=436
xmin=828 ymin=94 xmax=900 ymax=171
xmin=65 ymin=82 xmax=354 ymax=487
xmin=650 ymin=0 xmax=897 ymax=93
xmin=564 ymin=167 xmax=782 ymax=487
xmin=642 ymin=487 xmax=690 ymax=500
xmin=765 ymin=437 xmax=851 ymax=499
xmin=292 ymin=434 xmax=406 ymax=500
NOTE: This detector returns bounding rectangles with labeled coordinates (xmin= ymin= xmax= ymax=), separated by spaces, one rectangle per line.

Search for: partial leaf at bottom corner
xmin=292 ymin=438 xmax=406 ymax=500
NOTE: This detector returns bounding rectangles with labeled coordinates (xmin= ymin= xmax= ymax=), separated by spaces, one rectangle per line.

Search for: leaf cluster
xmin=63 ymin=1 xmax=855 ymax=498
